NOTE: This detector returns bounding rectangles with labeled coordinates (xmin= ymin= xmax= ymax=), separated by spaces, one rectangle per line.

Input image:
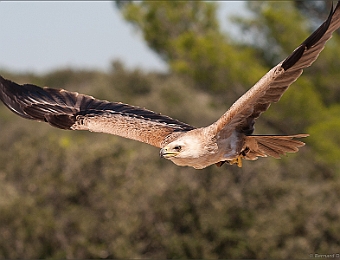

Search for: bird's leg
xmin=229 ymin=155 xmax=243 ymax=167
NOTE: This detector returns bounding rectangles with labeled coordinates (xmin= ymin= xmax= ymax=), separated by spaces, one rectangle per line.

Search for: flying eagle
xmin=1 ymin=2 xmax=340 ymax=169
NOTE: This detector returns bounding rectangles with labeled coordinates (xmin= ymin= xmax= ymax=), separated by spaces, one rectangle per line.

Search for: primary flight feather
xmin=1 ymin=2 xmax=340 ymax=169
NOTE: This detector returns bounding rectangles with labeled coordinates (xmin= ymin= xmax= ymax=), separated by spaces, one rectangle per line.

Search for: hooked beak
xmin=160 ymin=147 xmax=179 ymax=158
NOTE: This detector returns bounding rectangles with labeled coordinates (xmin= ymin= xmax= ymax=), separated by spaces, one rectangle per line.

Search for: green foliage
xmin=110 ymin=60 xmax=152 ymax=98
xmin=1 ymin=0 xmax=340 ymax=258
xmin=308 ymin=104 xmax=340 ymax=168
xmin=118 ymin=1 xmax=267 ymax=100
xmin=232 ymin=2 xmax=310 ymax=66
xmin=119 ymin=1 xmax=219 ymax=61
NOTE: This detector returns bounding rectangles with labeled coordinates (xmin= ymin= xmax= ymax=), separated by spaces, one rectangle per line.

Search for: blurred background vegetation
xmin=1 ymin=1 xmax=340 ymax=258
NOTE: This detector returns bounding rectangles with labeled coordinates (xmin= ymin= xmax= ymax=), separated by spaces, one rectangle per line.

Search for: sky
xmin=0 ymin=1 xmax=247 ymax=75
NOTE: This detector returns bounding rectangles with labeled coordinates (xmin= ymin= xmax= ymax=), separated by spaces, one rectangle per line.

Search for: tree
xmin=1 ymin=1 xmax=340 ymax=258
xmin=116 ymin=1 xmax=267 ymax=101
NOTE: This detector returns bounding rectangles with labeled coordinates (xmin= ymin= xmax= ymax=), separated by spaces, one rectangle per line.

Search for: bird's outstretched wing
xmin=211 ymin=1 xmax=340 ymax=136
xmin=0 ymin=76 xmax=194 ymax=148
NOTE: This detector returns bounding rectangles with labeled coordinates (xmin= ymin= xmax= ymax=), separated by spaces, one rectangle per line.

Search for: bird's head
xmin=159 ymin=130 xmax=219 ymax=169
xmin=160 ymin=134 xmax=206 ymax=160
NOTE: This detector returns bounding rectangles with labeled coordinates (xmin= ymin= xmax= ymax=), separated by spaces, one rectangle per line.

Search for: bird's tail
xmin=242 ymin=134 xmax=309 ymax=160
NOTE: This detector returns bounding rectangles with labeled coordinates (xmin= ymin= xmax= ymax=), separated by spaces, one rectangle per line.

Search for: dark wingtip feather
xmin=0 ymin=75 xmax=77 ymax=128
xmin=282 ymin=1 xmax=340 ymax=70
xmin=0 ymin=75 xmax=35 ymax=119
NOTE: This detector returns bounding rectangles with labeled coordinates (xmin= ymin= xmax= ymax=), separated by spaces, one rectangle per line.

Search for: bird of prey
xmin=1 ymin=2 xmax=340 ymax=169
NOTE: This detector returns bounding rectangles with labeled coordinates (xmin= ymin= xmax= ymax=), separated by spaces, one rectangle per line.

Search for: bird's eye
xmin=174 ymin=145 xmax=182 ymax=151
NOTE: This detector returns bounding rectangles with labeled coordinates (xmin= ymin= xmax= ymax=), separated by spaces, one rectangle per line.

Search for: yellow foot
xmin=229 ymin=156 xmax=243 ymax=167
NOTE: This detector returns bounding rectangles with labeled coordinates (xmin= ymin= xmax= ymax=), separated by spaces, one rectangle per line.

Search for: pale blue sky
xmin=0 ymin=1 xmax=247 ymax=74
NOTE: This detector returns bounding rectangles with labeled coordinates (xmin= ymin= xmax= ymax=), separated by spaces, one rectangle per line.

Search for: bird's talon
xmin=229 ymin=156 xmax=243 ymax=167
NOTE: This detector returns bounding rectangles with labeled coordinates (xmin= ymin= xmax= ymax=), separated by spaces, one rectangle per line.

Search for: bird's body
xmin=1 ymin=2 xmax=340 ymax=169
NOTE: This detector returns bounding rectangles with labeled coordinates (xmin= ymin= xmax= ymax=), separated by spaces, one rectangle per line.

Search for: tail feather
xmin=243 ymin=134 xmax=309 ymax=160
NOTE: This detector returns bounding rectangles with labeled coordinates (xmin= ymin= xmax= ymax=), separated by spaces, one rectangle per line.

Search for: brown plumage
xmin=1 ymin=2 xmax=340 ymax=169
